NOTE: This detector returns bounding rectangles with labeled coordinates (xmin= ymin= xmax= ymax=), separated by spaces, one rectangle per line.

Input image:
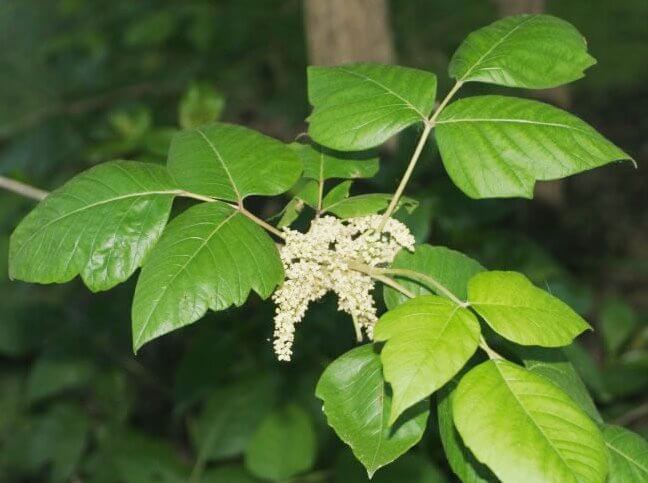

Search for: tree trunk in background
xmin=494 ymin=0 xmax=569 ymax=206
xmin=303 ymin=0 xmax=395 ymax=66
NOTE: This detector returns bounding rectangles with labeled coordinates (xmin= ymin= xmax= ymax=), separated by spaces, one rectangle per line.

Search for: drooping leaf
xmin=603 ymin=424 xmax=648 ymax=483
xmin=307 ymin=63 xmax=437 ymax=150
xmin=384 ymin=245 xmax=485 ymax=310
xmin=168 ymin=122 xmax=301 ymax=202
xmin=325 ymin=193 xmax=418 ymax=218
xmin=435 ymin=96 xmax=631 ymax=199
xmin=244 ymin=405 xmax=316 ymax=481
xmin=450 ymin=14 xmax=596 ymax=88
xmin=437 ymin=382 xmax=496 ymax=483
xmin=467 ymin=271 xmax=590 ymax=347
xmin=131 ymin=201 xmax=283 ymax=351
xmin=453 ymin=360 xmax=608 ymax=483
xmin=315 ymin=345 xmax=428 ymax=477
xmin=290 ymin=142 xmax=379 ymax=180
xmin=189 ymin=376 xmax=278 ymax=462
xmin=9 ymin=161 xmax=177 ymax=292
xmin=374 ymin=295 xmax=480 ymax=424
xmin=510 ymin=345 xmax=601 ymax=422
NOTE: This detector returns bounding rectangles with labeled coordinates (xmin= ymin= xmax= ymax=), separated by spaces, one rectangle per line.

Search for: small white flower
xmin=272 ymin=215 xmax=414 ymax=361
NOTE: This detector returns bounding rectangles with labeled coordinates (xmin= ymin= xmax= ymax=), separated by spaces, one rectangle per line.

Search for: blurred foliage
xmin=0 ymin=0 xmax=646 ymax=481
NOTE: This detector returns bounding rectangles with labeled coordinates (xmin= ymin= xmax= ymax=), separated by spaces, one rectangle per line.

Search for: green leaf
xmin=322 ymin=180 xmax=353 ymax=209
xmin=290 ymin=142 xmax=379 ymax=180
xmin=9 ymin=161 xmax=177 ymax=292
xmin=307 ymin=63 xmax=437 ymax=150
xmin=315 ymin=345 xmax=428 ymax=477
xmin=276 ymin=197 xmax=305 ymax=229
xmin=384 ymin=245 xmax=485 ymax=310
xmin=244 ymin=405 xmax=316 ymax=481
xmin=335 ymin=451 xmax=449 ymax=483
xmin=179 ymin=82 xmax=225 ymax=130
xmin=325 ymin=193 xmax=417 ymax=219
xmin=189 ymin=377 xmax=277 ymax=462
xmin=450 ymin=14 xmax=596 ymax=88
xmin=511 ymin=345 xmax=602 ymax=422
xmin=600 ymin=298 xmax=637 ymax=356
xmin=453 ymin=360 xmax=608 ymax=483
xmin=437 ymin=382 xmax=495 ymax=483
xmin=603 ymin=424 xmax=648 ymax=483
xmin=168 ymin=122 xmax=301 ymax=202
xmin=435 ymin=95 xmax=631 ymax=199
xmin=27 ymin=356 xmax=94 ymax=403
xmin=468 ymin=271 xmax=590 ymax=347
xmin=131 ymin=201 xmax=283 ymax=351
xmin=374 ymin=295 xmax=480 ymax=425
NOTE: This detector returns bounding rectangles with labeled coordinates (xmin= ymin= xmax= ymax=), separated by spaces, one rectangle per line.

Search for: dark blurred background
xmin=0 ymin=1 xmax=646 ymax=482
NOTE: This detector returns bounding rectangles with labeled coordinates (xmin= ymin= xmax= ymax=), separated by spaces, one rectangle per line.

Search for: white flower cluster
xmin=272 ymin=215 xmax=415 ymax=361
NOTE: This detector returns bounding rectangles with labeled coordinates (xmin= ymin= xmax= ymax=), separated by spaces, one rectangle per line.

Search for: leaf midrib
xmin=13 ymin=190 xmax=178 ymax=260
xmin=459 ymin=15 xmax=539 ymax=81
xmin=196 ymin=128 xmax=242 ymax=202
xmin=337 ymin=67 xmax=428 ymax=119
xmin=436 ymin=117 xmax=595 ymax=138
xmin=133 ymin=209 xmax=238 ymax=348
xmin=494 ymin=362 xmax=579 ymax=480
xmin=605 ymin=439 xmax=648 ymax=476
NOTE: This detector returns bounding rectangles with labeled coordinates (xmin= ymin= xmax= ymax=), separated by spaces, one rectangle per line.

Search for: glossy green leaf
xmin=131 ymin=201 xmax=283 ymax=351
xmin=315 ymin=345 xmax=428 ymax=477
xmin=244 ymin=405 xmax=316 ymax=481
xmin=453 ymin=360 xmax=608 ymax=483
xmin=307 ymin=63 xmax=437 ymax=150
xmin=437 ymin=382 xmax=495 ymax=483
xmin=511 ymin=346 xmax=601 ymax=422
xmin=168 ymin=122 xmax=301 ymax=202
xmin=189 ymin=377 xmax=277 ymax=462
xmin=374 ymin=295 xmax=480 ymax=424
xmin=384 ymin=245 xmax=484 ymax=310
xmin=450 ymin=14 xmax=596 ymax=88
xmin=468 ymin=271 xmax=590 ymax=347
xmin=325 ymin=193 xmax=417 ymax=218
xmin=435 ymin=96 xmax=631 ymax=199
xmin=290 ymin=142 xmax=379 ymax=180
xmin=9 ymin=161 xmax=177 ymax=292
xmin=603 ymin=424 xmax=648 ymax=483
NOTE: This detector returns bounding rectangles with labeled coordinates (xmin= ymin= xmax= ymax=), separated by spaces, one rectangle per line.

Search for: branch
xmin=0 ymin=175 xmax=48 ymax=201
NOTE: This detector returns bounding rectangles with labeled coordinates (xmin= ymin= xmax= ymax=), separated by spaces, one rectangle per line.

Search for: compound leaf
xmin=131 ymin=201 xmax=282 ymax=351
xmin=168 ymin=122 xmax=301 ymax=202
xmin=307 ymin=63 xmax=437 ymax=150
xmin=450 ymin=14 xmax=595 ymax=88
xmin=603 ymin=424 xmax=648 ymax=483
xmin=453 ymin=360 xmax=608 ymax=483
xmin=384 ymin=245 xmax=485 ymax=310
xmin=9 ymin=161 xmax=177 ymax=292
xmin=374 ymin=296 xmax=480 ymax=424
xmin=316 ymin=345 xmax=428 ymax=477
xmin=468 ymin=271 xmax=590 ymax=347
xmin=435 ymin=96 xmax=631 ymax=199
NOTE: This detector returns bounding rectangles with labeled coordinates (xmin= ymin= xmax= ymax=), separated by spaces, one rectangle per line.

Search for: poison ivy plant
xmin=6 ymin=13 xmax=643 ymax=483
